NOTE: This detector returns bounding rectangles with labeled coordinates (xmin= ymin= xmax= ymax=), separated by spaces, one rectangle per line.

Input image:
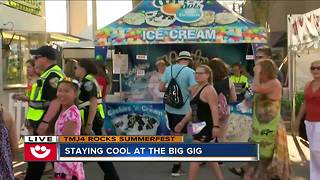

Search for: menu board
xmin=113 ymin=54 xmax=128 ymax=74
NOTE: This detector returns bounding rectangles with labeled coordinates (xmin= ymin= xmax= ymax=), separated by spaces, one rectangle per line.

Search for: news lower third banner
xmin=24 ymin=136 xmax=259 ymax=162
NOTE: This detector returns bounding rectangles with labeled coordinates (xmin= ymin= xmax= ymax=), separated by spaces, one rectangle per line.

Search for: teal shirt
xmin=161 ymin=64 xmax=197 ymax=114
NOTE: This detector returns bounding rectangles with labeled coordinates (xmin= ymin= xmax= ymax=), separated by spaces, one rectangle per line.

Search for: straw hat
xmin=176 ymin=51 xmax=192 ymax=61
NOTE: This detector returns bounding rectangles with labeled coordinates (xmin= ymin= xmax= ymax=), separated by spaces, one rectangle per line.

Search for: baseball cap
xmin=176 ymin=51 xmax=192 ymax=61
xmin=30 ymin=45 xmax=58 ymax=60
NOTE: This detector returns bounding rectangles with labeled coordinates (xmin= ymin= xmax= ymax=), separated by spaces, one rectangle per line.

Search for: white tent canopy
xmin=288 ymin=8 xmax=320 ymax=51
xmin=287 ymin=8 xmax=320 ymax=120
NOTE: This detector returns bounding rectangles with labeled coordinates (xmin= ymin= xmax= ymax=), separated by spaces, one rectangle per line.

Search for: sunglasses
xmin=255 ymin=55 xmax=264 ymax=59
xmin=195 ymin=72 xmax=207 ymax=75
xmin=58 ymin=77 xmax=80 ymax=87
xmin=310 ymin=66 xmax=320 ymax=71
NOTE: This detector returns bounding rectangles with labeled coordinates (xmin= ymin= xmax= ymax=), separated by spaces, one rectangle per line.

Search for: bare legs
xmin=188 ymin=162 xmax=223 ymax=180
xmin=188 ymin=162 xmax=200 ymax=180
xmin=208 ymin=162 xmax=224 ymax=180
xmin=243 ymin=160 xmax=271 ymax=180
xmin=188 ymin=139 xmax=223 ymax=180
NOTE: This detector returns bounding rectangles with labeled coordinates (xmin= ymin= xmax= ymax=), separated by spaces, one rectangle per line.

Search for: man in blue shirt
xmin=159 ymin=51 xmax=197 ymax=176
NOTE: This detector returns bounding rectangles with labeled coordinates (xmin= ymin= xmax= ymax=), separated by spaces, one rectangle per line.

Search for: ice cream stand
xmin=95 ymin=0 xmax=267 ymax=136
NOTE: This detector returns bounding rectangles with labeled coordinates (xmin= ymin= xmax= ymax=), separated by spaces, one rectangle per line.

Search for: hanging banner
xmin=105 ymin=102 xmax=170 ymax=136
xmin=289 ymin=8 xmax=320 ymax=50
xmin=96 ymin=0 xmax=267 ymax=46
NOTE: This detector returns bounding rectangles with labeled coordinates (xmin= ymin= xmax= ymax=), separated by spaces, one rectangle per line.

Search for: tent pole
xmin=291 ymin=51 xmax=296 ymax=127
xmin=287 ymin=14 xmax=295 ymax=131
xmin=92 ymin=0 xmax=97 ymax=41
xmin=120 ymin=73 xmax=122 ymax=101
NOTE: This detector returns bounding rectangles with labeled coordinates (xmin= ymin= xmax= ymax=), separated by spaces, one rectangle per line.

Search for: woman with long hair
xmin=244 ymin=59 xmax=287 ymax=180
xmin=75 ymin=59 xmax=103 ymax=135
xmin=175 ymin=65 xmax=223 ymax=180
xmin=208 ymin=58 xmax=237 ymax=104
xmin=74 ymin=59 xmax=119 ymax=180
xmin=207 ymin=58 xmax=236 ymax=140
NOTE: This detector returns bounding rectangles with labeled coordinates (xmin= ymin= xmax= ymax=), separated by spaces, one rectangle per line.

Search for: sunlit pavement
xmin=14 ymin=135 xmax=310 ymax=180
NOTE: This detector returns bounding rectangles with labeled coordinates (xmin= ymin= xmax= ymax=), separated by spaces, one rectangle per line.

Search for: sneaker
xmin=171 ymin=164 xmax=182 ymax=177
xmin=228 ymin=167 xmax=244 ymax=177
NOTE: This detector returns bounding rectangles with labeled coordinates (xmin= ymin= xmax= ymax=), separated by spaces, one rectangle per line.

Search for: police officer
xmin=25 ymin=45 xmax=65 ymax=180
xmin=74 ymin=59 xmax=119 ymax=180
xmin=230 ymin=63 xmax=249 ymax=102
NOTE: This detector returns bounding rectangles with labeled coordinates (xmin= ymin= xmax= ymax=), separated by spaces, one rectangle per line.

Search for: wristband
xmin=213 ymin=125 xmax=220 ymax=128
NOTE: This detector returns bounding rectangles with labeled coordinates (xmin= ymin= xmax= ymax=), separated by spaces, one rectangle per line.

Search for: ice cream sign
xmin=142 ymin=28 xmax=215 ymax=42
xmin=153 ymin=0 xmax=204 ymax=23
xmin=96 ymin=0 xmax=268 ymax=46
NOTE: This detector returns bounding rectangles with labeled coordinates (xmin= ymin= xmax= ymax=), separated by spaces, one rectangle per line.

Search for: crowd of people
xmin=0 ymin=45 xmax=319 ymax=180
xmin=159 ymin=47 xmax=292 ymax=180
xmin=2 ymin=45 xmax=118 ymax=180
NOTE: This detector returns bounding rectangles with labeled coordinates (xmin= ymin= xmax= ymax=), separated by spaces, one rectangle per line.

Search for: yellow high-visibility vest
xmin=230 ymin=75 xmax=249 ymax=94
xmin=26 ymin=65 xmax=65 ymax=121
xmin=79 ymin=74 xmax=105 ymax=125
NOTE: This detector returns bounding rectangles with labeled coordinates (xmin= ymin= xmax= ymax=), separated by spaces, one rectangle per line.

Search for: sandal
xmin=228 ymin=167 xmax=244 ymax=177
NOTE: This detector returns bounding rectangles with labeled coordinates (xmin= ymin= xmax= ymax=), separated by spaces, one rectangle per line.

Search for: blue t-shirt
xmin=161 ymin=64 xmax=197 ymax=114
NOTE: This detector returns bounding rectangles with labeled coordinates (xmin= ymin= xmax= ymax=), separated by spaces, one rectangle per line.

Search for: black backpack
xmin=163 ymin=65 xmax=187 ymax=109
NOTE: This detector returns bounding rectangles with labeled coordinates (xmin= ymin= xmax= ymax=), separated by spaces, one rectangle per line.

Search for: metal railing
xmin=8 ymin=93 xmax=28 ymax=142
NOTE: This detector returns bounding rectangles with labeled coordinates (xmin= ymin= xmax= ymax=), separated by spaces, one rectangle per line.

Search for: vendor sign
xmin=142 ymin=28 xmax=215 ymax=42
xmin=2 ymin=0 xmax=42 ymax=16
xmin=96 ymin=0 xmax=267 ymax=46
xmin=105 ymin=102 xmax=170 ymax=136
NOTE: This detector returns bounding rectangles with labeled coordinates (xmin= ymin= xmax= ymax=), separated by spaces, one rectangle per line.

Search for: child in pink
xmin=54 ymin=77 xmax=85 ymax=180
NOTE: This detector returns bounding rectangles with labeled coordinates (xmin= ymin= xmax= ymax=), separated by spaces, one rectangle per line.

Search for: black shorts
xmin=166 ymin=112 xmax=187 ymax=134
xmin=193 ymin=126 xmax=214 ymax=143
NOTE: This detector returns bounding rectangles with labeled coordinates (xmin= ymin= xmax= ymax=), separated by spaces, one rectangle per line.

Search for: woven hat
xmin=176 ymin=51 xmax=192 ymax=61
